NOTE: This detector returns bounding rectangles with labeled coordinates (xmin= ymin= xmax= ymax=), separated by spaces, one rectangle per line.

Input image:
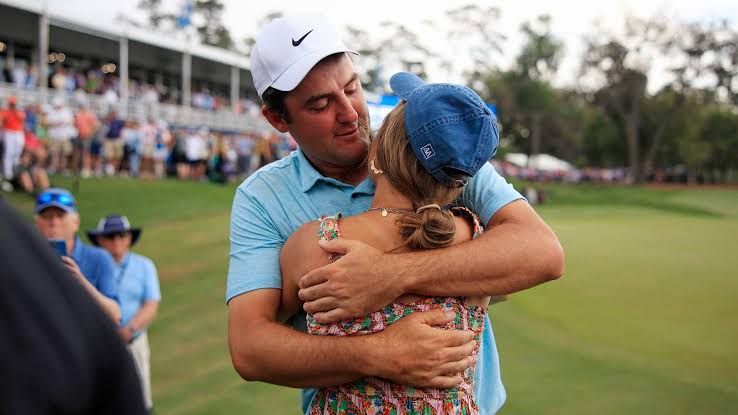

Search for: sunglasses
xmin=37 ymin=192 xmax=76 ymax=208
xmin=100 ymin=231 xmax=130 ymax=240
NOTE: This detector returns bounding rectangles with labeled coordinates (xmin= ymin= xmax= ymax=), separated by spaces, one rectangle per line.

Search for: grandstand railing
xmin=0 ymin=82 xmax=272 ymax=133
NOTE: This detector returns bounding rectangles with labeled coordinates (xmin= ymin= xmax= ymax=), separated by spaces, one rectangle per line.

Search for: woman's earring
xmin=370 ymin=159 xmax=383 ymax=175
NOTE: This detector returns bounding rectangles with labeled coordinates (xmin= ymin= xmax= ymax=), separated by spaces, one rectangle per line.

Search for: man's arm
xmin=228 ymin=289 xmax=476 ymax=388
xmin=61 ymin=256 xmax=121 ymax=322
xmin=404 ymin=199 xmax=563 ymax=296
xmin=119 ymin=301 xmax=159 ymax=343
xmin=298 ymin=162 xmax=564 ymax=323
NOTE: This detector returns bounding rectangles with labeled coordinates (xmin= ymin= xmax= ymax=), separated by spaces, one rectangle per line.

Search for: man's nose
xmin=336 ymin=94 xmax=359 ymax=125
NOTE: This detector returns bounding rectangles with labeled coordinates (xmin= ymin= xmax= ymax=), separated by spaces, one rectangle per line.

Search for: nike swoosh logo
xmin=292 ymin=29 xmax=313 ymax=47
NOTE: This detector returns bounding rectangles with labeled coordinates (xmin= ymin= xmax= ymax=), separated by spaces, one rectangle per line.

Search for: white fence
xmin=0 ymin=83 xmax=272 ymax=133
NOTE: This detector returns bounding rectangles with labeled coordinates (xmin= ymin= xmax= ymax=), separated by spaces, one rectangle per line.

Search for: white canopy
xmin=505 ymin=153 xmax=575 ymax=172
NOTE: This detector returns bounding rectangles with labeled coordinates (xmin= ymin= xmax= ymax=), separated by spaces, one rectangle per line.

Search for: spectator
xmin=0 ymin=198 xmax=146 ymax=415
xmin=87 ymin=214 xmax=161 ymax=413
xmin=103 ymin=110 xmax=125 ymax=176
xmin=1 ymin=96 xmax=25 ymax=180
xmin=121 ymin=120 xmax=142 ymax=177
xmin=51 ymin=67 xmax=67 ymax=92
xmin=140 ymin=117 xmax=158 ymax=177
xmin=24 ymin=102 xmax=38 ymax=134
xmin=13 ymin=130 xmax=49 ymax=195
xmin=73 ymin=100 xmax=100 ymax=178
xmin=152 ymin=120 xmax=171 ymax=179
xmin=46 ymin=96 xmax=75 ymax=174
xmin=33 ymin=188 xmax=121 ymax=322
xmin=234 ymin=133 xmax=254 ymax=178
xmin=185 ymin=127 xmax=208 ymax=180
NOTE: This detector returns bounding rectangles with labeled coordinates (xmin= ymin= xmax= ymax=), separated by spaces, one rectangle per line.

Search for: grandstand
xmin=0 ymin=0 xmax=269 ymax=132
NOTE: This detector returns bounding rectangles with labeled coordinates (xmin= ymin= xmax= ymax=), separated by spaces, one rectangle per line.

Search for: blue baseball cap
xmin=35 ymin=188 xmax=78 ymax=214
xmin=389 ymin=72 xmax=499 ymax=187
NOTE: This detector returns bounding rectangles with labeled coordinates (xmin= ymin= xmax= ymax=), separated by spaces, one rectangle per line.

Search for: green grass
xmin=5 ymin=178 xmax=738 ymax=414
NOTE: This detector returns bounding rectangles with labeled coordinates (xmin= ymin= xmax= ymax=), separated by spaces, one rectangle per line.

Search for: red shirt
xmin=1 ymin=109 xmax=25 ymax=132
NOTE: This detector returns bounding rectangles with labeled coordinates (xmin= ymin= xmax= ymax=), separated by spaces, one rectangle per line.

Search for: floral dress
xmin=308 ymin=207 xmax=487 ymax=415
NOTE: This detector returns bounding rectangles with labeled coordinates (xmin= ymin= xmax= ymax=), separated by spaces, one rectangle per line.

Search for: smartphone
xmin=48 ymin=239 xmax=67 ymax=257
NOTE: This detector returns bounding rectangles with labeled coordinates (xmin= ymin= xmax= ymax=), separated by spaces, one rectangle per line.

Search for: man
xmin=227 ymin=14 xmax=564 ymax=414
xmin=0 ymin=198 xmax=146 ymax=415
xmin=34 ymin=187 xmax=121 ymax=322
xmin=88 ymin=214 xmax=161 ymax=412
xmin=72 ymin=100 xmax=100 ymax=177
xmin=45 ymin=96 xmax=75 ymax=174
xmin=1 ymin=96 xmax=25 ymax=180
xmin=103 ymin=109 xmax=125 ymax=176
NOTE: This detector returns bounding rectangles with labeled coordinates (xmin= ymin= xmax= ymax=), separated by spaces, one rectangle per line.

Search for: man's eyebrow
xmin=304 ymin=74 xmax=360 ymax=106
xmin=344 ymin=73 xmax=359 ymax=88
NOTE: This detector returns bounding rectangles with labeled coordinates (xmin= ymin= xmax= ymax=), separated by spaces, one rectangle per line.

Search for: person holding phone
xmin=34 ymin=188 xmax=121 ymax=323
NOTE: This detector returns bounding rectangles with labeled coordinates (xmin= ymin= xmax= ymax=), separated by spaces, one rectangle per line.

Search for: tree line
xmin=135 ymin=3 xmax=738 ymax=184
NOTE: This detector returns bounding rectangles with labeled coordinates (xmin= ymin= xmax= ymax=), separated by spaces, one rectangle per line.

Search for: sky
xmin=37 ymin=0 xmax=738 ymax=92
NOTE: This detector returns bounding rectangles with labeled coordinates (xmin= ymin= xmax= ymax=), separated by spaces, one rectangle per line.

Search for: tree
xmin=702 ymin=109 xmax=738 ymax=183
xmin=137 ymin=0 xmax=163 ymax=28
xmin=580 ymin=16 xmax=669 ymax=182
xmin=517 ymin=15 xmax=563 ymax=82
xmin=513 ymin=15 xmax=563 ymax=163
xmin=342 ymin=26 xmax=382 ymax=92
xmin=192 ymin=0 xmax=232 ymax=49
xmin=443 ymin=4 xmax=506 ymax=84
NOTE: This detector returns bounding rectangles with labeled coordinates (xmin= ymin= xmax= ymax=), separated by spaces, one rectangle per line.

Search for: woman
xmin=280 ymin=73 xmax=498 ymax=414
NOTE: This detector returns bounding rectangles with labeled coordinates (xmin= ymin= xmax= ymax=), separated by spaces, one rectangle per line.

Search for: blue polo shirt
xmin=70 ymin=235 xmax=119 ymax=303
xmin=227 ymin=149 xmax=523 ymax=415
xmin=115 ymin=252 xmax=161 ymax=329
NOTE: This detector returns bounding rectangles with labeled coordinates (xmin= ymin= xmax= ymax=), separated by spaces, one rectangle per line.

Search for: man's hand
xmin=61 ymin=256 xmax=86 ymax=284
xmin=299 ymin=239 xmax=403 ymax=323
xmin=366 ymin=308 xmax=477 ymax=388
xmin=118 ymin=326 xmax=134 ymax=343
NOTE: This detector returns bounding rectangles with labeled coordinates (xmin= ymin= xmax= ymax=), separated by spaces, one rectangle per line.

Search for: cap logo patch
xmin=421 ymin=143 xmax=435 ymax=159
xmin=292 ymin=29 xmax=314 ymax=47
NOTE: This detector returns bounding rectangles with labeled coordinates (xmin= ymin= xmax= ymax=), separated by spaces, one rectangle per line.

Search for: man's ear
xmin=261 ymin=106 xmax=289 ymax=133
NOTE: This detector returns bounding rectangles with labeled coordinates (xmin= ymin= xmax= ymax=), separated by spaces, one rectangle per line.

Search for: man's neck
xmin=305 ymin=153 xmax=369 ymax=186
xmin=66 ymin=236 xmax=76 ymax=256
xmin=113 ymin=252 xmax=127 ymax=264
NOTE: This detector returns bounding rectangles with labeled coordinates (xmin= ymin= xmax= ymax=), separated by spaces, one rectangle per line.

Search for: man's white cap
xmin=250 ymin=14 xmax=356 ymax=98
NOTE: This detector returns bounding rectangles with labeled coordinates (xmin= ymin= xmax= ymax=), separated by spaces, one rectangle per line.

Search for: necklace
xmin=366 ymin=207 xmax=413 ymax=217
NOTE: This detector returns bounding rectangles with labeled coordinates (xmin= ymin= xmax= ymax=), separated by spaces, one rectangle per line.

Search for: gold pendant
xmin=382 ymin=209 xmax=388 ymax=217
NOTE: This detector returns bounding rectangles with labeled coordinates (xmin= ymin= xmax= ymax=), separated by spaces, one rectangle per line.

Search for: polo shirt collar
xmin=297 ymin=150 xmax=323 ymax=192
xmin=297 ymin=149 xmax=371 ymax=193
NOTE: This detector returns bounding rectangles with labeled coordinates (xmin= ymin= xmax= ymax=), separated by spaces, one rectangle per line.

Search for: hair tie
xmin=416 ymin=204 xmax=441 ymax=213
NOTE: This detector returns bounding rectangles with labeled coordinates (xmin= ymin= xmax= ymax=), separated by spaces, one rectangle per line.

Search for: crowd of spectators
xmin=2 ymin=60 xmax=261 ymax=113
xmin=0 ymin=94 xmax=296 ymax=196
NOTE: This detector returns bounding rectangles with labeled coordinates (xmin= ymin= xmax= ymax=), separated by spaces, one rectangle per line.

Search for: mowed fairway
xmin=5 ymin=178 xmax=738 ymax=414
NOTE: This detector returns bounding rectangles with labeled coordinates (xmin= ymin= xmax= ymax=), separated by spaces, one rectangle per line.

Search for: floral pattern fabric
xmin=309 ymin=208 xmax=487 ymax=415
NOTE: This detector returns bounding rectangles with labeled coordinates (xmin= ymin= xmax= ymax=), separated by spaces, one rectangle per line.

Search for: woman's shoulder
xmin=450 ymin=206 xmax=484 ymax=244
xmin=280 ymin=217 xmax=337 ymax=281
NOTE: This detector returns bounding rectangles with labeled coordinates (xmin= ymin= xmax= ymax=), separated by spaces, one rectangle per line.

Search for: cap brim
xmin=270 ymin=49 xmax=357 ymax=93
xmin=390 ymin=72 xmax=426 ymax=100
xmin=36 ymin=202 xmax=76 ymax=214
xmin=86 ymin=231 xmax=101 ymax=246
xmin=86 ymin=228 xmax=142 ymax=247
xmin=131 ymin=229 xmax=142 ymax=246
